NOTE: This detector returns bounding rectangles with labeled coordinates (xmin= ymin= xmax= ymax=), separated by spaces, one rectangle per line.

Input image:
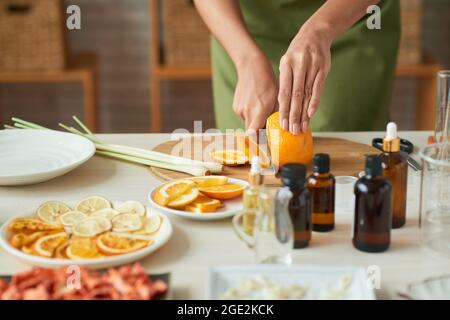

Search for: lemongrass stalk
xmin=103 ymin=143 xmax=223 ymax=173
xmin=72 ymin=115 xmax=101 ymax=143
xmin=12 ymin=117 xmax=47 ymax=130
xmin=4 ymin=125 xmax=16 ymax=129
xmin=14 ymin=123 xmax=31 ymax=130
xmin=96 ymin=150 xmax=208 ymax=176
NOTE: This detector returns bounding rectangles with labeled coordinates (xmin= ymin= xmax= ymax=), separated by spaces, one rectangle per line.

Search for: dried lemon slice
xmin=134 ymin=215 xmax=162 ymax=235
xmin=115 ymin=201 xmax=146 ymax=216
xmin=72 ymin=218 xmax=104 ymax=237
xmin=66 ymin=238 xmax=103 ymax=260
xmin=33 ymin=232 xmax=68 ymax=258
xmin=91 ymin=208 xmax=120 ymax=221
xmin=37 ymin=201 xmax=71 ymax=224
xmin=96 ymin=233 xmax=151 ymax=255
xmin=59 ymin=211 xmax=88 ymax=226
xmin=75 ymin=196 xmax=111 ymax=215
xmin=90 ymin=216 xmax=112 ymax=232
xmin=112 ymin=213 xmax=143 ymax=233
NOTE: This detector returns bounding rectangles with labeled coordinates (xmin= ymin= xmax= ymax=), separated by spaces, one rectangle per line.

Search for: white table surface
xmin=1 ymin=131 xmax=449 ymax=299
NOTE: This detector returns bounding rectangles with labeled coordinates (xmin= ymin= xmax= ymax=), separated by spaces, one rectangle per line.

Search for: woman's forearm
xmin=193 ymin=0 xmax=264 ymax=66
xmin=302 ymin=0 xmax=381 ymax=42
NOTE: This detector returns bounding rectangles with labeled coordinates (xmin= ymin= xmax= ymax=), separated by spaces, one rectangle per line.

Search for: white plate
xmin=0 ymin=129 xmax=96 ymax=186
xmin=208 ymin=265 xmax=375 ymax=300
xmin=0 ymin=202 xmax=173 ymax=269
xmin=148 ymin=178 xmax=248 ymax=221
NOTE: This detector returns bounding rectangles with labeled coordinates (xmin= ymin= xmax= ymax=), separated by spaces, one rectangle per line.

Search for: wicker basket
xmin=0 ymin=0 xmax=67 ymax=71
xmin=398 ymin=0 xmax=422 ymax=65
xmin=162 ymin=0 xmax=210 ymax=66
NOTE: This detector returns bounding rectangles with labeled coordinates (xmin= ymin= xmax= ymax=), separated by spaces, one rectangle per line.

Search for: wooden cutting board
xmin=149 ymin=136 xmax=379 ymax=185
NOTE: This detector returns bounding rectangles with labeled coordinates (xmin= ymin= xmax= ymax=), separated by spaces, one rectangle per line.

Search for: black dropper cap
xmin=281 ymin=163 xmax=307 ymax=188
xmin=313 ymin=153 xmax=330 ymax=174
xmin=365 ymin=155 xmax=383 ymax=177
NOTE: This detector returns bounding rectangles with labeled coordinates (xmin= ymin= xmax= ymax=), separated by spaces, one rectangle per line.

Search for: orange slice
xmin=96 ymin=233 xmax=151 ymax=255
xmin=188 ymin=176 xmax=228 ymax=188
xmin=66 ymin=238 xmax=103 ymax=260
xmin=8 ymin=218 xmax=63 ymax=234
xmin=166 ymin=187 xmax=199 ymax=208
xmin=153 ymin=179 xmax=196 ymax=206
xmin=236 ymin=134 xmax=271 ymax=168
xmin=198 ymin=183 xmax=245 ymax=200
xmin=55 ymin=242 xmax=70 ymax=259
xmin=185 ymin=194 xmax=223 ymax=213
xmin=210 ymin=149 xmax=249 ymax=166
xmin=33 ymin=232 xmax=68 ymax=258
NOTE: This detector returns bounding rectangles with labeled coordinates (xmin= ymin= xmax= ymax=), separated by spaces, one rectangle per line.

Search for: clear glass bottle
xmin=243 ymin=157 xmax=263 ymax=235
xmin=435 ymin=70 xmax=450 ymax=144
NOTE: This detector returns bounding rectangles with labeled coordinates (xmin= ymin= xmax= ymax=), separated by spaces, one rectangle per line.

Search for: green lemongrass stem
xmin=14 ymin=123 xmax=32 ymax=130
xmin=72 ymin=115 xmax=100 ymax=142
xmin=12 ymin=117 xmax=47 ymax=130
xmin=96 ymin=150 xmax=208 ymax=176
xmin=4 ymin=124 xmax=16 ymax=129
xmin=104 ymin=143 xmax=223 ymax=173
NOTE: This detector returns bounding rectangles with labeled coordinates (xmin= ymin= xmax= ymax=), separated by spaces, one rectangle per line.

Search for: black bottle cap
xmin=281 ymin=163 xmax=307 ymax=188
xmin=313 ymin=153 xmax=330 ymax=174
xmin=365 ymin=155 xmax=382 ymax=177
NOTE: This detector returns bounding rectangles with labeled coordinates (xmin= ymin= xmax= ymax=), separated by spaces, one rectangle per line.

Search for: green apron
xmin=211 ymin=0 xmax=400 ymax=131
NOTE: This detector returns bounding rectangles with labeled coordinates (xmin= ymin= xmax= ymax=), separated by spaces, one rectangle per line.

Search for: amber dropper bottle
xmin=353 ymin=155 xmax=392 ymax=253
xmin=243 ymin=156 xmax=263 ymax=235
xmin=281 ymin=164 xmax=312 ymax=249
xmin=307 ymin=154 xmax=335 ymax=232
xmin=380 ymin=122 xmax=408 ymax=229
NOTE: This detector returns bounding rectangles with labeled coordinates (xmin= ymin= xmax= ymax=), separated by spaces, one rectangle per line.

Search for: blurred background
xmin=0 ymin=0 xmax=449 ymax=133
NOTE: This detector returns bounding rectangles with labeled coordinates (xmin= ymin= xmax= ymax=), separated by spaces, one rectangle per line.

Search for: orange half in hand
xmin=210 ymin=150 xmax=249 ymax=166
xmin=198 ymin=183 xmax=245 ymax=200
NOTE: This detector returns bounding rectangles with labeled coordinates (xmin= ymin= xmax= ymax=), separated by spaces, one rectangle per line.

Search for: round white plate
xmin=148 ymin=178 xmax=248 ymax=221
xmin=0 ymin=202 xmax=173 ymax=269
xmin=0 ymin=129 xmax=96 ymax=186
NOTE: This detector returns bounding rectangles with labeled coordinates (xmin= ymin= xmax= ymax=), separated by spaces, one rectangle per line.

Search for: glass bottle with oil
xmin=353 ymin=155 xmax=392 ymax=253
xmin=242 ymin=156 xmax=263 ymax=235
xmin=281 ymin=163 xmax=312 ymax=248
xmin=379 ymin=122 xmax=408 ymax=229
xmin=306 ymin=154 xmax=335 ymax=232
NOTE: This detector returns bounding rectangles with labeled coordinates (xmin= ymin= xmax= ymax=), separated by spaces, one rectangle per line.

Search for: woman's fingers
xmin=301 ymin=63 xmax=318 ymax=132
xmin=289 ymin=58 xmax=307 ymax=135
xmin=277 ymin=56 xmax=293 ymax=131
xmin=308 ymin=69 xmax=326 ymax=119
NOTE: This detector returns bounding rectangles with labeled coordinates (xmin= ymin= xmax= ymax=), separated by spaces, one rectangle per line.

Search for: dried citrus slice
xmin=72 ymin=218 xmax=104 ymax=237
xmin=198 ymin=183 xmax=245 ymax=200
xmin=188 ymin=176 xmax=228 ymax=188
xmin=115 ymin=201 xmax=146 ymax=216
xmin=59 ymin=211 xmax=88 ymax=226
xmin=37 ymin=201 xmax=71 ymax=224
xmin=91 ymin=208 xmax=120 ymax=221
xmin=66 ymin=238 xmax=103 ymax=260
xmin=166 ymin=187 xmax=199 ymax=208
xmin=153 ymin=179 xmax=196 ymax=206
xmin=10 ymin=231 xmax=48 ymax=248
xmin=112 ymin=213 xmax=143 ymax=232
xmin=210 ymin=150 xmax=249 ymax=166
xmin=91 ymin=216 xmax=112 ymax=232
xmin=74 ymin=196 xmax=111 ymax=215
xmin=134 ymin=216 xmax=162 ymax=235
xmin=8 ymin=218 xmax=63 ymax=234
xmin=185 ymin=194 xmax=222 ymax=213
xmin=33 ymin=232 xmax=68 ymax=258
xmin=55 ymin=242 xmax=70 ymax=259
xmin=96 ymin=233 xmax=151 ymax=255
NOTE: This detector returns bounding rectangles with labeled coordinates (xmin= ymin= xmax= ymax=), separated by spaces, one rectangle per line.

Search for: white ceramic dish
xmin=0 ymin=129 xmax=95 ymax=186
xmin=399 ymin=275 xmax=450 ymax=300
xmin=208 ymin=265 xmax=376 ymax=300
xmin=148 ymin=178 xmax=248 ymax=221
xmin=0 ymin=202 xmax=173 ymax=269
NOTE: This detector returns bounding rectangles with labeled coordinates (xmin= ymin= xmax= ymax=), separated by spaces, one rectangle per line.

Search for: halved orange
xmin=96 ymin=233 xmax=151 ymax=255
xmin=210 ymin=150 xmax=249 ymax=166
xmin=153 ymin=179 xmax=196 ymax=206
xmin=198 ymin=183 xmax=245 ymax=200
xmin=185 ymin=194 xmax=223 ymax=213
xmin=188 ymin=176 xmax=228 ymax=188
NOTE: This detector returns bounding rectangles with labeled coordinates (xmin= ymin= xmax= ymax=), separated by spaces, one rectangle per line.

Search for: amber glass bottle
xmin=281 ymin=164 xmax=312 ymax=249
xmin=307 ymin=154 xmax=335 ymax=232
xmin=353 ymin=155 xmax=392 ymax=253
xmin=380 ymin=123 xmax=408 ymax=229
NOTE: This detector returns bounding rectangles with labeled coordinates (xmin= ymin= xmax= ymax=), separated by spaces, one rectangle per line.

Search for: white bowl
xmin=0 ymin=129 xmax=95 ymax=186
xmin=148 ymin=178 xmax=248 ymax=221
xmin=0 ymin=202 xmax=172 ymax=269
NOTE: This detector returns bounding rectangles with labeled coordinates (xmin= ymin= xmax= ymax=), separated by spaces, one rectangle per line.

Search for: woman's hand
xmin=278 ymin=25 xmax=332 ymax=134
xmin=233 ymin=54 xmax=279 ymax=133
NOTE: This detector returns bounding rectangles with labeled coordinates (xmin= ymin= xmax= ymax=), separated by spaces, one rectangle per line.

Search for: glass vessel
xmin=435 ymin=71 xmax=450 ymax=143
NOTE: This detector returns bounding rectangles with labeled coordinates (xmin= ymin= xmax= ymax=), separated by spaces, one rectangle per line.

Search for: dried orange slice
xmin=8 ymin=218 xmax=63 ymax=234
xmin=75 ymin=196 xmax=111 ymax=215
xmin=33 ymin=232 xmax=68 ymax=258
xmin=96 ymin=233 xmax=151 ymax=255
xmin=37 ymin=201 xmax=71 ymax=224
xmin=153 ymin=179 xmax=196 ymax=206
xmin=10 ymin=231 xmax=48 ymax=249
xmin=166 ymin=187 xmax=199 ymax=208
xmin=185 ymin=194 xmax=223 ymax=213
xmin=198 ymin=183 xmax=245 ymax=200
xmin=188 ymin=176 xmax=228 ymax=188
xmin=210 ymin=149 xmax=249 ymax=166
xmin=66 ymin=238 xmax=103 ymax=260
